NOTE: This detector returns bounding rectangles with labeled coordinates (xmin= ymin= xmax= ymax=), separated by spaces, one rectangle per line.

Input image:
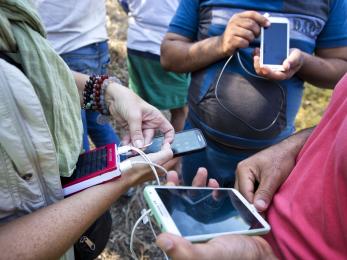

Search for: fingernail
xmin=157 ymin=237 xmax=173 ymax=251
xmin=255 ymin=199 xmax=267 ymax=209
xmin=134 ymin=139 xmax=144 ymax=148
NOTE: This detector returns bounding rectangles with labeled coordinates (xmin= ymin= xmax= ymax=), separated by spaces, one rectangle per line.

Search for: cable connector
xmin=141 ymin=208 xmax=150 ymax=224
xmin=117 ymin=145 xmax=133 ymax=155
xmin=119 ymin=159 xmax=133 ymax=172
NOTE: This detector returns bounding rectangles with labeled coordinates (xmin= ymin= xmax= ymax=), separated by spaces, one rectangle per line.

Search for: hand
xmin=121 ymin=143 xmax=174 ymax=187
xmin=253 ymin=48 xmax=304 ymax=81
xmin=219 ymin=11 xmax=269 ymax=56
xmin=106 ymin=83 xmax=174 ymax=148
xmin=235 ymin=138 xmax=299 ymax=212
xmin=166 ymin=167 xmax=219 ymax=188
xmin=156 ymin=233 xmax=275 ymax=260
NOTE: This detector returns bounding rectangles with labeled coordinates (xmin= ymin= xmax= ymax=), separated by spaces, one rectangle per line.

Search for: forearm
xmin=282 ymin=127 xmax=314 ymax=159
xmin=0 ymin=179 xmax=130 ymax=260
xmin=0 ymin=147 xmax=172 ymax=259
xmin=72 ymin=71 xmax=89 ymax=105
xmin=298 ymin=50 xmax=347 ymax=89
xmin=161 ymin=34 xmax=226 ymax=73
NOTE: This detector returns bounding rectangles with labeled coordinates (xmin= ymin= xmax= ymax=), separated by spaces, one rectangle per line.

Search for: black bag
xmin=74 ymin=210 xmax=112 ymax=260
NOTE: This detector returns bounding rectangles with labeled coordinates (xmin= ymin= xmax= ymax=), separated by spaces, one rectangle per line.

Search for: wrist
xmin=216 ymin=35 xmax=232 ymax=58
xmin=281 ymin=127 xmax=313 ymax=159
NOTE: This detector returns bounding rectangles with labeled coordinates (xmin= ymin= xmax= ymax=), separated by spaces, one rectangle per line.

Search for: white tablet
xmin=144 ymin=186 xmax=270 ymax=242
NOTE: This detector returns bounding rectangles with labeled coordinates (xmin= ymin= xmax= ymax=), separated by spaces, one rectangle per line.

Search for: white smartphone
xmin=144 ymin=186 xmax=271 ymax=242
xmin=260 ymin=16 xmax=290 ymax=71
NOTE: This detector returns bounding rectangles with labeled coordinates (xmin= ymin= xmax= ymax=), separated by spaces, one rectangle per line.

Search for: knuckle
xmin=256 ymin=188 xmax=273 ymax=200
xmin=246 ymin=10 xmax=258 ymax=18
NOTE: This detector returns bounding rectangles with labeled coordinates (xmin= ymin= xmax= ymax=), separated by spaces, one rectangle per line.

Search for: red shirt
xmin=266 ymin=74 xmax=347 ymax=259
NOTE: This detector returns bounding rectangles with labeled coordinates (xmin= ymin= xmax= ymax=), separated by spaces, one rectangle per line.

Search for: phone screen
xmin=263 ymin=23 xmax=288 ymax=65
xmin=144 ymin=129 xmax=206 ymax=156
xmin=154 ymin=187 xmax=265 ymax=237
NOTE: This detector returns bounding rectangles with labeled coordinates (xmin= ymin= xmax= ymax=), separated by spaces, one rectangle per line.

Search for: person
xmin=34 ymin=0 xmax=120 ymax=151
xmin=122 ymin=0 xmax=190 ymax=132
xmin=155 ymin=73 xmax=347 ymax=259
xmin=161 ymin=0 xmax=347 ymax=187
xmin=0 ymin=1 xmax=175 ymax=259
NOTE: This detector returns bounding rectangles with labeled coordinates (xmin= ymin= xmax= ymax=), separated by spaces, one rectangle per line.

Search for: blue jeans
xmin=61 ymin=41 xmax=120 ymax=150
xmin=182 ymin=120 xmax=257 ymax=187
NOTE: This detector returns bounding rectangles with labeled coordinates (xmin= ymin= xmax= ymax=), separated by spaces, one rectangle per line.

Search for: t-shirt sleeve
xmin=168 ymin=0 xmax=199 ymax=40
xmin=316 ymin=0 xmax=347 ymax=48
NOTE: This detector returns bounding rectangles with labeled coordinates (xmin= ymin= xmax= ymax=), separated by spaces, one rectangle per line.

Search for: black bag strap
xmin=0 ymin=52 xmax=23 ymax=71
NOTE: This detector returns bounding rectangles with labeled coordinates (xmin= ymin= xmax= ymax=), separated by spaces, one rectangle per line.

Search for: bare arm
xmin=161 ymin=11 xmax=269 ymax=73
xmin=253 ymin=46 xmax=347 ymax=89
xmin=0 ymin=147 xmax=173 ymax=260
xmin=161 ymin=33 xmax=225 ymax=73
xmin=298 ymin=47 xmax=347 ymax=88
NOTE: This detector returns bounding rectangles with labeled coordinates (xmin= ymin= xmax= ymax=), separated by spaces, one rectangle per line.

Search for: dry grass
xmin=100 ymin=1 xmax=333 ymax=259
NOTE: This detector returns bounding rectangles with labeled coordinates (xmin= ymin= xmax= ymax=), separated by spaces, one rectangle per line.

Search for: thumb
xmin=253 ymin=176 xmax=280 ymax=212
xmin=156 ymin=233 xmax=196 ymax=260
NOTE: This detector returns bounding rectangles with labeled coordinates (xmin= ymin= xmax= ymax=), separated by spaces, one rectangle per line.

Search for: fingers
xmin=221 ymin=11 xmax=269 ymax=55
xmin=156 ymin=233 xmax=197 ymax=260
xmin=191 ymin=167 xmax=208 ymax=187
xmin=238 ymin=11 xmax=270 ymax=27
xmin=235 ymin=163 xmax=257 ymax=204
xmin=253 ymin=176 xmax=281 ymax=212
xmin=146 ymin=142 xmax=173 ymax=166
xmin=157 ymin=233 xmax=258 ymax=260
xmin=127 ymin=112 xmax=145 ymax=148
xmin=160 ymin=121 xmax=175 ymax=145
xmin=166 ymin=170 xmax=180 ymax=186
xmin=142 ymin=128 xmax=155 ymax=146
xmin=283 ymin=48 xmax=304 ymax=72
xmin=208 ymin=178 xmax=219 ymax=188
xmin=254 ymin=47 xmax=304 ymax=81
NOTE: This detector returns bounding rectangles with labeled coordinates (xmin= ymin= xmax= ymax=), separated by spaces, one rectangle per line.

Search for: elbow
xmin=160 ymin=44 xmax=175 ymax=71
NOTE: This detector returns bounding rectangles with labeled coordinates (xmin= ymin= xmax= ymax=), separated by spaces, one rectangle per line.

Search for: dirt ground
xmin=98 ymin=2 xmax=164 ymax=260
xmin=99 ymin=1 xmax=333 ymax=259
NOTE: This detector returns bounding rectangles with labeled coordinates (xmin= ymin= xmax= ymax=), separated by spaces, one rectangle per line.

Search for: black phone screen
xmin=155 ymin=188 xmax=265 ymax=237
xmin=144 ymin=129 xmax=206 ymax=156
xmin=263 ymin=23 xmax=288 ymax=65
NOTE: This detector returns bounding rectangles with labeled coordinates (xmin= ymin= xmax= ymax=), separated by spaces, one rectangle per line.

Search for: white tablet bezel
xmin=260 ymin=16 xmax=290 ymax=71
xmin=144 ymin=186 xmax=271 ymax=242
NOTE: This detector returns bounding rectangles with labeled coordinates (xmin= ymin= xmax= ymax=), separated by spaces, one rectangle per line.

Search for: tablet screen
xmin=154 ymin=188 xmax=265 ymax=237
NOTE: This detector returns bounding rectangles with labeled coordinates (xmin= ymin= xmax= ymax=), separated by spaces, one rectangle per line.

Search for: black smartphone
xmin=144 ymin=128 xmax=207 ymax=157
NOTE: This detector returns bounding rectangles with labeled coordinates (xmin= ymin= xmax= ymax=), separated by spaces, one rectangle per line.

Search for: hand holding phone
xmin=260 ymin=16 xmax=289 ymax=71
xmin=144 ymin=128 xmax=207 ymax=157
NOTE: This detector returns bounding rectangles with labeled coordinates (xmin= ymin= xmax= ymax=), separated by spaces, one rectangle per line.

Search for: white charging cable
xmin=130 ymin=209 xmax=169 ymax=260
xmin=118 ymin=145 xmax=163 ymax=184
xmin=130 ymin=208 xmax=152 ymax=260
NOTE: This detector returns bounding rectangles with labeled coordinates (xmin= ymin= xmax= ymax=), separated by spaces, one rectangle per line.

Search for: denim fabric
xmin=182 ymin=120 xmax=256 ymax=188
xmin=61 ymin=41 xmax=120 ymax=150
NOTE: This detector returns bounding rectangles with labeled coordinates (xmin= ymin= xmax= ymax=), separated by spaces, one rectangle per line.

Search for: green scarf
xmin=0 ymin=0 xmax=83 ymax=176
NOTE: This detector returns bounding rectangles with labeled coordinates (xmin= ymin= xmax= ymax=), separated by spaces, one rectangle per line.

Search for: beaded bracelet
xmin=82 ymin=75 xmax=123 ymax=124
xmin=82 ymin=75 xmax=110 ymax=115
